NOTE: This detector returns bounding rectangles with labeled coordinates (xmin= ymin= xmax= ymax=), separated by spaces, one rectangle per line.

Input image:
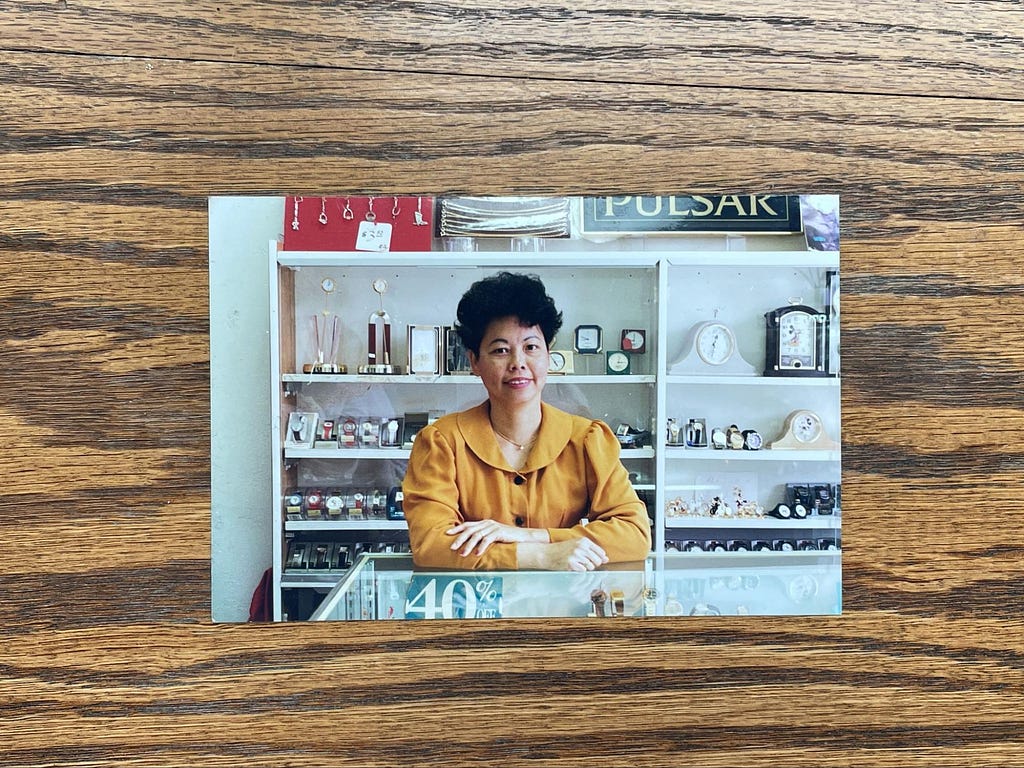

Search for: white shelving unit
xmin=268 ymin=242 xmax=841 ymax=620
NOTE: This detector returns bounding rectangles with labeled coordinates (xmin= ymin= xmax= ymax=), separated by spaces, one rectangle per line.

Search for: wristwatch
xmin=725 ymin=424 xmax=744 ymax=450
xmin=742 ymin=429 xmax=763 ymax=450
xmin=325 ymin=493 xmax=344 ymax=518
xmin=711 ymin=428 xmax=727 ymax=449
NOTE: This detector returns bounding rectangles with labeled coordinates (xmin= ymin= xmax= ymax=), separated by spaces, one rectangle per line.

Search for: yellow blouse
xmin=402 ymin=401 xmax=652 ymax=569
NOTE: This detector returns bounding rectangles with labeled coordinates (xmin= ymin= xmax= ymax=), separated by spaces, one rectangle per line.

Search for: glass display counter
xmin=310 ymin=552 xmax=840 ymax=620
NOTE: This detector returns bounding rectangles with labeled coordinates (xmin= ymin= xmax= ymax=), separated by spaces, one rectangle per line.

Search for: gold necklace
xmin=492 ymin=425 xmax=538 ymax=451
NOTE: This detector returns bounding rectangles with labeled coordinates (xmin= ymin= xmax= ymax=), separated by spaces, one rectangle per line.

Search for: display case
xmin=310 ymin=553 xmax=841 ymax=620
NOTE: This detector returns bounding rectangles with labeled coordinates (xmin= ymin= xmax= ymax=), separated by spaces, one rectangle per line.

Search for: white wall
xmin=209 ymin=196 xmax=284 ymax=621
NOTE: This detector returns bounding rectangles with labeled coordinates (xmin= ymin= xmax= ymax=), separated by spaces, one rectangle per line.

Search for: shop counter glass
xmin=310 ymin=552 xmax=841 ymax=620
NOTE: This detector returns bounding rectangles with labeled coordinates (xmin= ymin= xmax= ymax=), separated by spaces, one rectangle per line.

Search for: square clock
xmin=621 ymin=329 xmax=646 ymax=354
xmin=606 ymin=350 xmax=631 ymax=375
xmin=574 ymin=324 xmax=603 ymax=355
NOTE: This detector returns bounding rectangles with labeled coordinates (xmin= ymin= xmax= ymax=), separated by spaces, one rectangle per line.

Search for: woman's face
xmin=469 ymin=316 xmax=549 ymax=410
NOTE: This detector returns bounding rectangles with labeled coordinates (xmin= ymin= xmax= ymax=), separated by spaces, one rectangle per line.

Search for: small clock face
xmin=321 ymin=277 xmax=336 ymax=293
xmin=325 ymin=495 xmax=343 ymax=510
xmin=549 ymin=351 xmax=566 ymax=371
xmin=372 ymin=278 xmax=388 ymax=294
xmin=621 ymin=329 xmax=646 ymax=353
xmin=574 ymin=325 xmax=602 ymax=354
xmin=779 ymin=310 xmax=816 ymax=368
xmin=306 ymin=493 xmax=322 ymax=506
xmin=286 ymin=494 xmax=303 ymax=506
xmin=607 ymin=351 xmax=630 ymax=373
xmin=792 ymin=410 xmax=823 ymax=443
xmin=696 ymin=323 xmax=735 ymax=365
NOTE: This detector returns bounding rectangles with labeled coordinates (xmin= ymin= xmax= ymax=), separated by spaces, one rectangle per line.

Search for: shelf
xmin=283 ymin=373 xmax=656 ymax=385
xmin=277 ymin=249 xmax=838 ymax=269
xmin=286 ymin=519 xmax=407 ymax=531
xmin=278 ymin=251 xmax=661 ymax=268
xmin=286 ymin=447 xmax=655 ymax=460
xmin=285 ymin=447 xmax=409 ymax=459
xmin=283 ymin=373 xmax=483 ymax=385
xmin=664 ymin=375 xmax=839 ymax=387
xmin=666 ymin=516 xmax=841 ymax=530
xmin=664 ymin=447 xmax=839 ymax=462
xmin=661 ymin=550 xmax=840 ymax=562
xmin=664 ymin=250 xmax=839 ymax=268
xmin=280 ymin=573 xmax=346 ymax=588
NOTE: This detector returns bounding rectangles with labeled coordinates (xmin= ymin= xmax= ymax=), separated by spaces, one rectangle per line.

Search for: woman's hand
xmin=446 ymin=520 xmax=548 ymax=557
xmin=516 ymin=537 xmax=609 ymax=571
xmin=542 ymin=537 xmax=608 ymax=571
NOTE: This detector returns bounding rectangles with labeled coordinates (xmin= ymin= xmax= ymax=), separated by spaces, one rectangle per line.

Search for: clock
xmin=574 ymin=325 xmax=603 ymax=355
xmin=769 ymin=409 xmax=840 ymax=451
xmin=669 ymin=320 xmax=757 ymax=375
xmin=548 ymin=349 xmax=575 ymax=374
xmin=621 ymin=329 xmax=647 ymax=354
xmin=321 ymin=277 xmax=336 ymax=294
xmin=372 ymin=278 xmax=388 ymax=295
xmin=764 ymin=303 xmax=828 ymax=376
xmin=606 ymin=350 xmax=631 ymax=375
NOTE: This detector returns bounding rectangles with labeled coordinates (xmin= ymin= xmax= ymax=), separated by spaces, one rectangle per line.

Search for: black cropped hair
xmin=455 ymin=271 xmax=563 ymax=355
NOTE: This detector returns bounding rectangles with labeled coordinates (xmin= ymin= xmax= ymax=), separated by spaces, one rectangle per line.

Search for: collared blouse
xmin=402 ymin=401 xmax=652 ymax=569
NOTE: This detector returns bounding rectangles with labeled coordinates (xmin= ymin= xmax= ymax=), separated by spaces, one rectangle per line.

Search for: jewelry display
xmin=282 ymin=487 xmax=394 ymax=523
xmin=414 ymin=197 xmax=428 ymax=226
xmin=438 ymin=196 xmax=571 ymax=238
xmin=313 ymin=419 xmax=337 ymax=448
xmin=358 ymin=279 xmax=401 ymax=374
xmin=666 ymin=418 xmax=683 ymax=446
xmin=284 ymin=411 xmax=318 ymax=448
xmin=686 ymin=418 xmax=707 ymax=448
xmin=609 ymin=590 xmax=626 ymax=617
xmin=381 ymin=418 xmax=402 ymax=447
xmin=689 ymin=602 xmax=722 ymax=616
xmin=355 ymin=196 xmax=394 ymax=252
xmin=338 ymin=417 xmax=358 ymax=447
xmin=590 ymin=589 xmax=608 ymax=618
xmin=303 ymin=277 xmax=346 ymax=374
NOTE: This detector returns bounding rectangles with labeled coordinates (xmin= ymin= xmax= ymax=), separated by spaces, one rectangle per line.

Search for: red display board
xmin=282 ymin=196 xmax=435 ymax=252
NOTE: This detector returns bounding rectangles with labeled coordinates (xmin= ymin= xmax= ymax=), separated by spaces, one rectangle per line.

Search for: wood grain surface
xmin=2 ymin=1 xmax=1023 ymax=765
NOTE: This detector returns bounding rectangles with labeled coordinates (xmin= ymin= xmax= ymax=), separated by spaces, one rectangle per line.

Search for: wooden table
xmin=2 ymin=2 xmax=1022 ymax=765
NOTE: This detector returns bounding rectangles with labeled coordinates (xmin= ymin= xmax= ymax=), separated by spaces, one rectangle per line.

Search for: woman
xmin=402 ymin=271 xmax=651 ymax=571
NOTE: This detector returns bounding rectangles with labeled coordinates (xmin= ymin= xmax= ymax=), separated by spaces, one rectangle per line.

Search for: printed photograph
xmin=209 ymin=195 xmax=842 ymax=622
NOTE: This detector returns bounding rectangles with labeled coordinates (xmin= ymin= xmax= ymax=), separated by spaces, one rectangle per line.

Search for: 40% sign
xmin=404 ymin=575 xmax=504 ymax=619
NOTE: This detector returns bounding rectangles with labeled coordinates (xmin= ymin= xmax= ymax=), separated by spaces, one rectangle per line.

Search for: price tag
xmin=404 ymin=575 xmax=503 ymax=620
xmin=355 ymin=220 xmax=393 ymax=252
